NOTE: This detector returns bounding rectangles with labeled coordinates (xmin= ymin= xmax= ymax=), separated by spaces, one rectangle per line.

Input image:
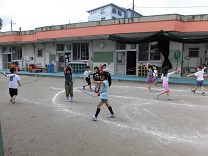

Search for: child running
xmin=2 ymin=68 xmax=21 ymax=104
xmin=187 ymin=66 xmax=207 ymax=96
xmin=156 ymin=66 xmax=180 ymax=100
xmin=153 ymin=65 xmax=158 ymax=87
xmin=93 ymin=66 xmax=100 ymax=93
xmin=83 ymin=66 xmax=93 ymax=92
xmin=64 ymin=63 xmax=73 ymax=102
xmin=146 ymin=63 xmax=154 ymax=92
xmin=90 ymin=71 xmax=114 ymax=121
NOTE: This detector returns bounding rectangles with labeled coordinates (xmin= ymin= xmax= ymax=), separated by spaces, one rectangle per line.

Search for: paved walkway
xmin=0 ymin=69 xmax=207 ymax=85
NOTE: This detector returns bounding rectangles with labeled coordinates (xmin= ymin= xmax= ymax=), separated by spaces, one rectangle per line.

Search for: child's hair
xmin=100 ymin=71 xmax=112 ymax=87
xmin=86 ymin=66 xmax=90 ymax=69
xmin=148 ymin=65 xmax=154 ymax=75
xmin=162 ymin=66 xmax=169 ymax=77
xmin=197 ymin=66 xmax=202 ymax=70
xmin=153 ymin=65 xmax=157 ymax=69
xmin=10 ymin=68 xmax=16 ymax=73
xmin=103 ymin=64 xmax=106 ymax=67
xmin=94 ymin=66 xmax=99 ymax=73
xmin=66 ymin=66 xmax=72 ymax=73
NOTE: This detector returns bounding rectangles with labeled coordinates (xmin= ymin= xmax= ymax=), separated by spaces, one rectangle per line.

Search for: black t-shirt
xmin=65 ymin=67 xmax=72 ymax=83
xmin=93 ymin=72 xmax=100 ymax=81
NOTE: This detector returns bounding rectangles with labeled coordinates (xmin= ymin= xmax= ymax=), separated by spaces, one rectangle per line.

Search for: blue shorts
xmin=101 ymin=99 xmax=108 ymax=103
xmin=196 ymin=80 xmax=203 ymax=87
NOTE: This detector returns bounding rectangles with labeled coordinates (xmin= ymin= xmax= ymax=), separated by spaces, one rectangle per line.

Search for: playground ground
xmin=0 ymin=75 xmax=208 ymax=156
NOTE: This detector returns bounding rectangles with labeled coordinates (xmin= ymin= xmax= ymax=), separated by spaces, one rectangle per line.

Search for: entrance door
xmin=116 ymin=51 xmax=126 ymax=75
xmin=126 ymin=51 xmax=136 ymax=75
xmin=3 ymin=53 xmax=12 ymax=69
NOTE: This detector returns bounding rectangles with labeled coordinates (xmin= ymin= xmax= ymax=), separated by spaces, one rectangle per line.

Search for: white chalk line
xmin=51 ymin=88 xmax=208 ymax=148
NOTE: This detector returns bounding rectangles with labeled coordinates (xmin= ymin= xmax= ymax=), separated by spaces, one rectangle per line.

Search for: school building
xmin=0 ymin=14 xmax=208 ymax=77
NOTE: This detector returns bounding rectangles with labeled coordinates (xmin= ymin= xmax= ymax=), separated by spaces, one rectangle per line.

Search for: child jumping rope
xmin=187 ymin=66 xmax=207 ymax=96
xmin=93 ymin=67 xmax=100 ymax=93
xmin=2 ymin=68 xmax=21 ymax=104
xmin=90 ymin=71 xmax=114 ymax=121
xmin=64 ymin=63 xmax=74 ymax=102
xmin=156 ymin=66 xmax=180 ymax=100
xmin=146 ymin=63 xmax=154 ymax=92
xmin=83 ymin=66 xmax=93 ymax=92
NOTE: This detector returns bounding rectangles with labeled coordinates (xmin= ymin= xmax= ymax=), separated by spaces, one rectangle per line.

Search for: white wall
xmin=183 ymin=43 xmax=207 ymax=68
xmin=92 ymin=40 xmax=115 ymax=74
xmin=0 ymin=47 xmax=2 ymax=69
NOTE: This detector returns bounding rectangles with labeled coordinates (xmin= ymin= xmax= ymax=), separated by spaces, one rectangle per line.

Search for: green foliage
xmin=0 ymin=18 xmax=2 ymax=30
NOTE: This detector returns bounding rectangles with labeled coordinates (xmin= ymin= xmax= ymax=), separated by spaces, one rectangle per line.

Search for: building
xmin=87 ymin=3 xmax=142 ymax=21
xmin=0 ymin=14 xmax=208 ymax=77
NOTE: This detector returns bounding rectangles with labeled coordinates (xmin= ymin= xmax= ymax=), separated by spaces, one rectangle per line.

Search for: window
xmin=12 ymin=47 xmax=22 ymax=60
xmin=57 ymin=44 xmax=64 ymax=51
xmin=118 ymin=10 xmax=122 ymax=16
xmin=101 ymin=8 xmax=106 ymax=15
xmin=101 ymin=17 xmax=106 ymax=20
xmin=138 ymin=43 xmax=149 ymax=61
xmin=73 ymin=43 xmax=89 ymax=60
xmin=189 ymin=48 xmax=199 ymax=57
xmin=116 ymin=43 xmax=126 ymax=50
xmin=37 ymin=49 xmax=43 ymax=57
xmin=112 ymin=8 xmax=117 ymax=14
xmin=150 ymin=42 xmax=161 ymax=61
xmin=131 ymin=44 xmax=136 ymax=49
xmin=2 ymin=47 xmax=7 ymax=53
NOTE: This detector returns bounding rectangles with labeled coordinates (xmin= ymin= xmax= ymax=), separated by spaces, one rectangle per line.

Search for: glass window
xmin=150 ymin=42 xmax=161 ymax=61
xmin=118 ymin=10 xmax=122 ymax=16
xmin=73 ymin=43 xmax=89 ymax=60
xmin=189 ymin=48 xmax=199 ymax=57
xmin=57 ymin=44 xmax=64 ymax=51
xmin=101 ymin=17 xmax=105 ymax=20
xmin=112 ymin=8 xmax=117 ymax=14
xmin=37 ymin=49 xmax=43 ymax=57
xmin=101 ymin=8 xmax=106 ymax=15
xmin=138 ymin=43 xmax=149 ymax=61
xmin=116 ymin=43 xmax=126 ymax=50
xmin=12 ymin=46 xmax=22 ymax=60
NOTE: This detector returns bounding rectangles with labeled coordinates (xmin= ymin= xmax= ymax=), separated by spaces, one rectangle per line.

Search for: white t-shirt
xmin=83 ymin=70 xmax=91 ymax=78
xmin=7 ymin=74 xmax=20 ymax=89
xmin=153 ymin=70 xmax=158 ymax=77
xmin=100 ymin=80 xmax=109 ymax=99
xmin=194 ymin=69 xmax=204 ymax=81
xmin=161 ymin=72 xmax=174 ymax=82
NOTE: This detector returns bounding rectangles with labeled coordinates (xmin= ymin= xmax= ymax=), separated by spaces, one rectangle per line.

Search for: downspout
xmin=33 ymin=44 xmax=36 ymax=64
xmin=181 ymin=43 xmax=185 ymax=77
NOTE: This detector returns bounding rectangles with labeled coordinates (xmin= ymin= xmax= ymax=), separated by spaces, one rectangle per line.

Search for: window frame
xmin=37 ymin=49 xmax=44 ymax=57
xmin=189 ymin=48 xmax=199 ymax=58
xmin=72 ymin=43 xmax=89 ymax=61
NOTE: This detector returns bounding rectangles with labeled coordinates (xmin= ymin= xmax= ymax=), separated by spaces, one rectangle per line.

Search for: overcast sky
xmin=0 ymin=0 xmax=207 ymax=32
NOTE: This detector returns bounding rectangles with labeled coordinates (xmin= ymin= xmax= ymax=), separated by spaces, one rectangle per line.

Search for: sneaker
xmin=10 ymin=99 xmax=12 ymax=102
xmin=156 ymin=93 xmax=160 ymax=99
xmin=191 ymin=89 xmax=195 ymax=93
xmin=90 ymin=115 xmax=97 ymax=121
xmin=66 ymin=98 xmax=69 ymax=102
xmin=12 ymin=97 xmax=15 ymax=104
xmin=166 ymin=97 xmax=172 ymax=100
xmin=68 ymin=99 xmax=74 ymax=102
xmin=83 ymin=86 xmax=85 ymax=90
xmin=107 ymin=114 xmax=115 ymax=118
xmin=89 ymin=88 xmax=93 ymax=92
xmin=202 ymin=92 xmax=205 ymax=96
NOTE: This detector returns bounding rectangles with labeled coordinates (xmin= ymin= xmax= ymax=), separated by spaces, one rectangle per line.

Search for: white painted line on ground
xmin=143 ymin=108 xmax=158 ymax=118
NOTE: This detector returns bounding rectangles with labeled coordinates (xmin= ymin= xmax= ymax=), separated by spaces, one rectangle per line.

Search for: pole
xmin=132 ymin=0 xmax=135 ymax=18
xmin=9 ymin=19 xmax=16 ymax=32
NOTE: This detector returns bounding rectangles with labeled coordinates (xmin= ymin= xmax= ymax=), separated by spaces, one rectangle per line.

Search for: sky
xmin=0 ymin=0 xmax=208 ymax=32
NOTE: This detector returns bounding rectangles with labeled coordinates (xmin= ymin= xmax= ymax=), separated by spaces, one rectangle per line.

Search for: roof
xmin=87 ymin=3 xmax=127 ymax=13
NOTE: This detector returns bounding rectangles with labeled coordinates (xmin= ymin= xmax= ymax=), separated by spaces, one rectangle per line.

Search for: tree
xmin=0 ymin=18 xmax=3 ymax=30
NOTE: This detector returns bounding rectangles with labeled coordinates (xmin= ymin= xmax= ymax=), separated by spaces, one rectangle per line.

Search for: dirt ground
xmin=0 ymin=75 xmax=208 ymax=156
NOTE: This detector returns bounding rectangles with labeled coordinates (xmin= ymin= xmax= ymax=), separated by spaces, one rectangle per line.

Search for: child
xmin=187 ymin=66 xmax=207 ymax=96
xmin=64 ymin=63 xmax=73 ymax=102
xmin=90 ymin=71 xmax=114 ymax=121
xmin=153 ymin=65 xmax=158 ymax=87
xmin=83 ymin=66 xmax=93 ymax=92
xmin=102 ymin=64 xmax=109 ymax=72
xmin=2 ymin=68 xmax=21 ymax=104
xmin=146 ymin=63 xmax=154 ymax=92
xmin=93 ymin=67 xmax=100 ymax=93
xmin=156 ymin=67 xmax=180 ymax=100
